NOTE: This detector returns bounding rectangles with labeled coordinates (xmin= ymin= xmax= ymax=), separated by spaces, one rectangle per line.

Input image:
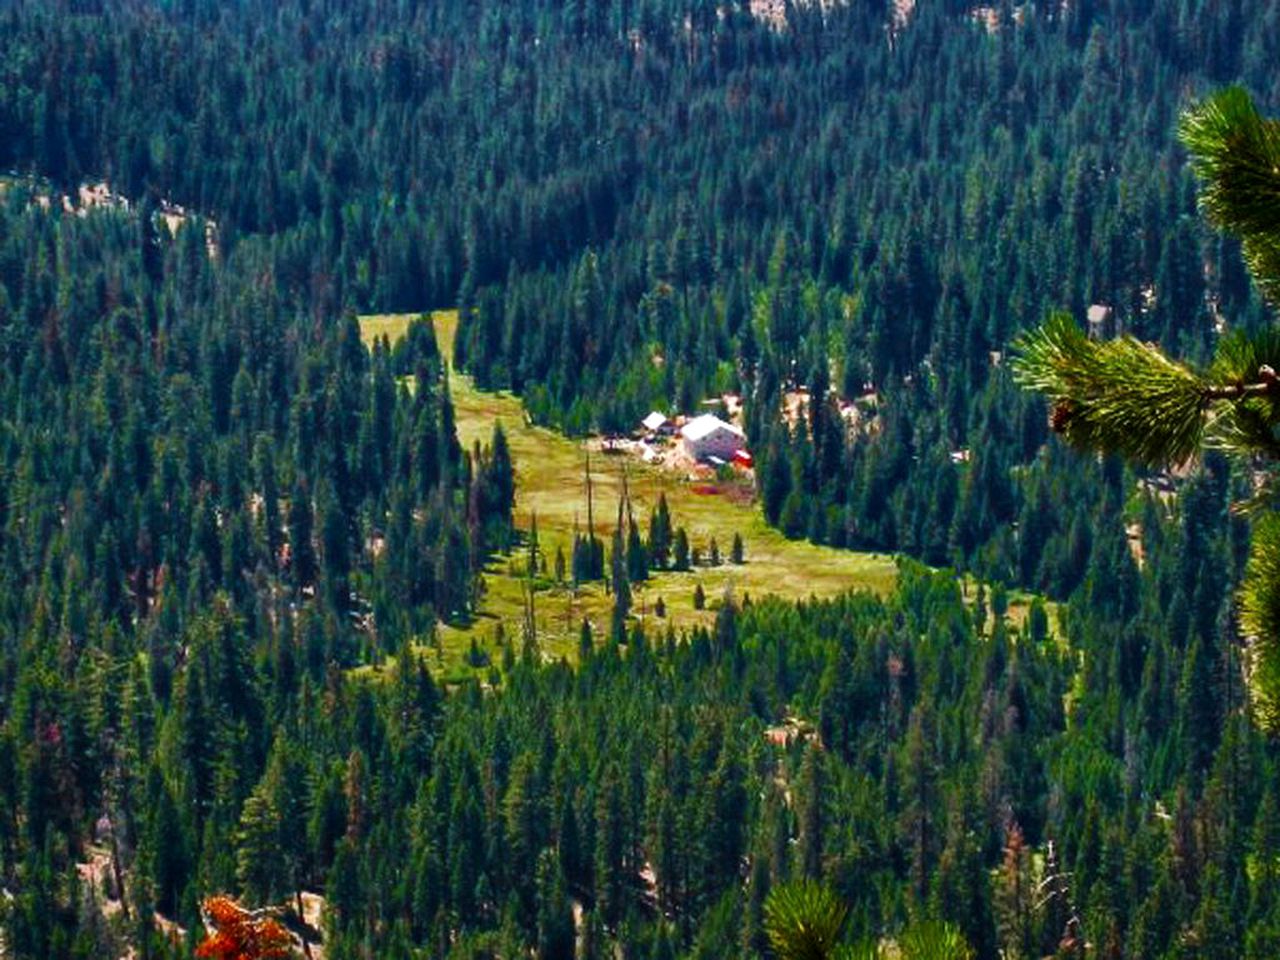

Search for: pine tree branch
xmin=1202 ymin=370 xmax=1280 ymax=400
xmin=1012 ymin=315 xmax=1212 ymax=466
xmin=1230 ymin=470 xmax=1280 ymax=517
xmin=1208 ymin=327 xmax=1280 ymax=382
xmin=1180 ymin=86 xmax=1280 ymax=240
xmin=1180 ymin=87 xmax=1280 ymax=301
xmin=1203 ymin=398 xmax=1280 ymax=461
xmin=1201 ymin=329 xmax=1280 ymax=458
xmin=1014 ymin=317 xmax=1280 ymax=467
xmin=1243 ymin=233 xmax=1280 ymax=306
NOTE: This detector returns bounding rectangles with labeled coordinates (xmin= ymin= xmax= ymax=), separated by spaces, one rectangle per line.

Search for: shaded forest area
xmin=0 ymin=0 xmax=1279 ymax=957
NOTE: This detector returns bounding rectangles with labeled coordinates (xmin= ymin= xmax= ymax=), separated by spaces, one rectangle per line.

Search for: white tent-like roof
xmin=642 ymin=411 xmax=670 ymax=431
xmin=681 ymin=414 xmax=744 ymax=442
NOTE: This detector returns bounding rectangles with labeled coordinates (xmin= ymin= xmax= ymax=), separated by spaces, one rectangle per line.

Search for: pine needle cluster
xmin=764 ymin=880 xmax=851 ymax=960
xmin=1240 ymin=515 xmax=1280 ymax=727
xmin=763 ymin=882 xmax=972 ymax=959
xmin=1013 ymin=86 xmax=1280 ymax=729
xmin=1180 ymin=87 xmax=1280 ymax=306
xmin=1013 ymin=315 xmax=1214 ymax=467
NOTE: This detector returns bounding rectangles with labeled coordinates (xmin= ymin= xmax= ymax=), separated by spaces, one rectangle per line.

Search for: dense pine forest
xmin=1 ymin=0 xmax=1280 ymax=956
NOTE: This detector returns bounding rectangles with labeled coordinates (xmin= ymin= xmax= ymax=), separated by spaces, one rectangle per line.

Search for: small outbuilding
xmin=682 ymin=414 xmax=747 ymax=463
xmin=642 ymin=411 xmax=673 ymax=435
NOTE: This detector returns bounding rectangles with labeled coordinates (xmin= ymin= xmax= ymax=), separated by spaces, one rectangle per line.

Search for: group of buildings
xmin=640 ymin=410 xmax=753 ymax=469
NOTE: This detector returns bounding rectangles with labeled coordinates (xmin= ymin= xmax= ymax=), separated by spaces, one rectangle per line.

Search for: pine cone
xmin=1049 ymin=399 xmax=1075 ymax=434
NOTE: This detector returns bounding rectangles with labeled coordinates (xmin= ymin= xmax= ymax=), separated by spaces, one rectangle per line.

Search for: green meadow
xmin=360 ymin=311 xmax=1050 ymax=677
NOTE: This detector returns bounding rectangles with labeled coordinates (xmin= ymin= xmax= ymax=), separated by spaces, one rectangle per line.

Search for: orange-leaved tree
xmin=195 ymin=895 xmax=293 ymax=960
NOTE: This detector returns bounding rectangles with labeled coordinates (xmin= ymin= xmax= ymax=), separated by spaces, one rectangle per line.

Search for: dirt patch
xmin=749 ymin=0 xmax=790 ymax=29
xmin=1126 ymin=522 xmax=1144 ymax=569
xmin=763 ymin=713 xmax=818 ymax=749
xmin=157 ymin=201 xmax=220 ymax=260
xmin=78 ymin=182 xmax=130 ymax=214
xmin=892 ymin=0 xmax=915 ymax=31
xmin=969 ymin=4 xmax=1026 ymax=32
xmin=783 ymin=386 xmax=877 ymax=437
xmin=749 ymin=0 xmax=846 ymax=29
xmin=76 ymin=845 xmax=125 ymax=919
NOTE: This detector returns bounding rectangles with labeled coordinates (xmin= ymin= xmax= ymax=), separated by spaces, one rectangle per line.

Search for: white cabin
xmin=682 ymin=414 xmax=746 ymax=462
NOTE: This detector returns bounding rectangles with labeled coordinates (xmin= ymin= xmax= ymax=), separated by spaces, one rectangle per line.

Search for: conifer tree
xmin=627 ymin=517 xmax=648 ymax=583
xmin=236 ymin=788 xmax=284 ymax=906
xmin=995 ymin=820 xmax=1034 ymax=960
xmin=536 ymin=849 xmax=575 ymax=960
xmin=673 ymin=529 xmax=691 ymax=572
xmin=288 ymin=479 xmax=317 ymax=590
xmin=649 ymin=495 xmax=673 ymax=570
xmin=796 ymin=747 xmax=825 ymax=880
xmin=594 ymin=767 xmax=626 ymax=930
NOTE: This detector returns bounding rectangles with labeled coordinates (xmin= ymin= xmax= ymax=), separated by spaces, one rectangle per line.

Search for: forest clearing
xmin=359 ymin=311 xmax=1050 ymax=679
xmin=361 ymin=310 xmax=899 ymax=674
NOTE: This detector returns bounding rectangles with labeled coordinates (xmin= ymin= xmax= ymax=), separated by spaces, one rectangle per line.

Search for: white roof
xmin=642 ymin=411 xmax=669 ymax=430
xmin=682 ymin=414 xmax=745 ymax=442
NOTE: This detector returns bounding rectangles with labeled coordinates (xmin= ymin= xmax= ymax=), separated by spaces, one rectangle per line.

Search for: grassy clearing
xmin=358 ymin=310 xmax=1053 ymax=678
xmin=358 ymin=313 xmax=419 ymax=350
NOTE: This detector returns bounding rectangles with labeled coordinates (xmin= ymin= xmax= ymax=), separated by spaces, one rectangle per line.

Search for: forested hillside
xmin=1 ymin=0 xmax=1279 ymax=957
xmin=4 ymin=0 xmax=1276 ymax=591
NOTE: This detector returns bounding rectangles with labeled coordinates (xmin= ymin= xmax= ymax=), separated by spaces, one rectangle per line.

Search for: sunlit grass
xmin=357 ymin=311 xmax=1052 ymax=677
xmin=358 ymin=313 xmax=418 ymax=350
